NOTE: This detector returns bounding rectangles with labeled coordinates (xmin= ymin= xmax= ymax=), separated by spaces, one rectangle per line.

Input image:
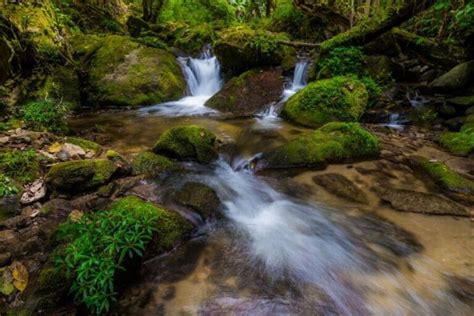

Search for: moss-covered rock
xmin=72 ymin=34 xmax=186 ymax=107
xmin=439 ymin=115 xmax=474 ymax=156
xmin=257 ymin=122 xmax=379 ymax=169
xmin=173 ymin=182 xmax=222 ymax=220
xmin=205 ymin=69 xmax=284 ymax=116
xmin=131 ymin=151 xmax=178 ymax=177
xmin=110 ymin=196 xmax=193 ymax=254
xmin=45 ymin=159 xmax=118 ymax=194
xmin=214 ymin=25 xmax=295 ymax=76
xmin=282 ymin=76 xmax=369 ymax=127
xmin=430 ymin=60 xmax=474 ymax=93
xmin=65 ymin=137 xmax=102 ymax=153
xmin=153 ymin=126 xmax=218 ymax=163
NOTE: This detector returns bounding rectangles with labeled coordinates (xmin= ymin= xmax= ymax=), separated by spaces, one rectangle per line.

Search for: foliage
xmin=269 ymin=0 xmax=316 ymax=40
xmin=55 ymin=198 xmax=159 ymax=314
xmin=158 ymin=0 xmax=236 ymax=26
xmin=0 ymin=149 xmax=41 ymax=184
xmin=0 ymin=175 xmax=19 ymax=198
xmin=439 ymin=115 xmax=474 ymax=156
xmin=21 ymin=100 xmax=68 ymax=133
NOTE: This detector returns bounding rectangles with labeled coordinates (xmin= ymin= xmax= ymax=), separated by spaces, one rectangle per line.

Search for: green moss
xmin=0 ymin=149 xmax=41 ymax=184
xmin=109 ymin=196 xmax=192 ymax=253
xmin=439 ymin=115 xmax=474 ymax=156
xmin=214 ymin=25 xmax=294 ymax=75
xmin=65 ymin=137 xmax=101 ymax=152
xmin=320 ymin=20 xmax=377 ymax=51
xmin=261 ymin=122 xmax=379 ymax=168
xmin=414 ymin=156 xmax=474 ymax=195
xmin=46 ymin=159 xmax=118 ymax=193
xmin=21 ymin=100 xmax=68 ymax=133
xmin=282 ymin=76 xmax=368 ymax=127
xmin=153 ymin=126 xmax=218 ymax=163
xmin=174 ymin=182 xmax=221 ymax=219
xmin=131 ymin=151 xmax=178 ymax=177
xmin=158 ymin=0 xmax=236 ymax=26
xmin=0 ymin=119 xmax=22 ymax=132
xmin=36 ymin=267 xmax=68 ymax=294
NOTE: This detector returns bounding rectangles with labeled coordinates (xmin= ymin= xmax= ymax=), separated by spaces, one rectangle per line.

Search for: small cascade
xmin=255 ymin=59 xmax=309 ymax=129
xmin=141 ymin=46 xmax=223 ymax=116
xmin=406 ymin=90 xmax=429 ymax=109
xmin=381 ymin=113 xmax=406 ymax=130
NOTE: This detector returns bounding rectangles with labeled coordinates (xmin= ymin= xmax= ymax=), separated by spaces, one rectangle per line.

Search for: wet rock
xmin=447 ymin=276 xmax=474 ymax=307
xmin=45 ymin=159 xmax=119 ymax=194
xmin=172 ymin=182 xmax=222 ymax=220
xmin=20 ymin=179 xmax=46 ymax=205
xmin=131 ymin=151 xmax=178 ymax=177
xmin=447 ymin=95 xmax=474 ymax=110
xmin=430 ymin=60 xmax=474 ymax=93
xmin=153 ymin=126 xmax=218 ymax=164
xmin=0 ymin=215 xmax=29 ymax=229
xmin=71 ymin=194 xmax=111 ymax=212
xmin=257 ymin=122 xmax=379 ymax=170
xmin=282 ymin=76 xmax=368 ymax=127
xmin=313 ymin=173 xmax=368 ymax=204
xmin=40 ymin=199 xmax=72 ymax=218
xmin=374 ymin=186 xmax=468 ymax=216
xmin=205 ymin=69 xmax=284 ymax=117
xmin=0 ymin=196 xmax=21 ymax=217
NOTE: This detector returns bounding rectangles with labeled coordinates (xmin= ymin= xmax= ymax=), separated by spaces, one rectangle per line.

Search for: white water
xmin=255 ymin=60 xmax=309 ymax=129
xmin=140 ymin=48 xmax=223 ymax=116
xmin=381 ymin=113 xmax=406 ymax=130
xmin=196 ymin=158 xmax=470 ymax=315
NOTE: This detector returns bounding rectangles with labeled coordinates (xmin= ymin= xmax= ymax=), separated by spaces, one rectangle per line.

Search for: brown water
xmin=70 ymin=110 xmax=473 ymax=315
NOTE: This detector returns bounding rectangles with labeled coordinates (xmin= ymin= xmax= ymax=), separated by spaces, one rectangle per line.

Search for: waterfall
xmin=140 ymin=47 xmax=223 ymax=116
xmin=255 ymin=59 xmax=309 ymax=129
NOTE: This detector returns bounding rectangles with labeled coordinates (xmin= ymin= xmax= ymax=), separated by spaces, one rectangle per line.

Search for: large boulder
xmin=282 ymin=76 xmax=368 ymax=127
xmin=153 ymin=126 xmax=218 ymax=163
xmin=439 ymin=114 xmax=474 ymax=156
xmin=430 ymin=60 xmax=474 ymax=93
xmin=172 ymin=182 xmax=222 ymax=220
xmin=72 ymin=34 xmax=186 ymax=107
xmin=205 ymin=69 xmax=284 ymax=116
xmin=256 ymin=122 xmax=379 ymax=169
xmin=45 ymin=159 xmax=118 ymax=194
xmin=131 ymin=151 xmax=178 ymax=177
xmin=214 ymin=26 xmax=295 ymax=76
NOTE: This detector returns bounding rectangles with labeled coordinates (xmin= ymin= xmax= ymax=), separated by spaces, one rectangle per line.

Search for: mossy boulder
xmin=205 ymin=69 xmax=284 ymax=116
xmin=282 ymin=76 xmax=368 ymax=127
xmin=72 ymin=35 xmax=186 ymax=107
xmin=131 ymin=151 xmax=178 ymax=177
xmin=214 ymin=26 xmax=295 ymax=76
xmin=65 ymin=137 xmax=102 ymax=153
xmin=439 ymin=115 xmax=474 ymax=156
xmin=45 ymin=159 xmax=118 ymax=194
xmin=430 ymin=60 xmax=474 ymax=93
xmin=257 ymin=122 xmax=379 ymax=169
xmin=173 ymin=182 xmax=222 ymax=220
xmin=153 ymin=126 xmax=218 ymax=163
xmin=110 ymin=196 xmax=193 ymax=254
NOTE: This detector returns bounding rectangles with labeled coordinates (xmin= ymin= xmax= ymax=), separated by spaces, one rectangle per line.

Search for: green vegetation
xmin=131 ymin=151 xmax=178 ymax=176
xmin=282 ymin=76 xmax=368 ymax=127
xmin=46 ymin=159 xmax=118 ymax=193
xmin=55 ymin=196 xmax=192 ymax=314
xmin=439 ymin=115 xmax=474 ymax=156
xmin=153 ymin=126 xmax=218 ymax=163
xmin=0 ymin=175 xmax=19 ymax=198
xmin=0 ymin=149 xmax=41 ymax=184
xmin=65 ymin=137 xmax=102 ymax=153
xmin=158 ymin=0 xmax=236 ymax=26
xmin=261 ymin=122 xmax=380 ymax=168
xmin=21 ymin=100 xmax=68 ymax=133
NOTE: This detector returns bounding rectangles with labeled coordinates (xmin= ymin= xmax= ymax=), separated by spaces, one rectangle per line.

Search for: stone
xmin=430 ymin=60 xmax=474 ymax=93
xmin=313 ymin=173 xmax=368 ymax=204
xmin=172 ymin=182 xmax=222 ymax=220
xmin=56 ymin=143 xmax=86 ymax=161
xmin=0 ymin=252 xmax=11 ymax=267
xmin=205 ymin=69 xmax=284 ymax=117
xmin=20 ymin=179 xmax=46 ymax=204
xmin=374 ymin=186 xmax=468 ymax=216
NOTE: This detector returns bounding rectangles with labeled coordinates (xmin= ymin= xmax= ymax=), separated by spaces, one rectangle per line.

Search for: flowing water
xmin=69 ymin=54 xmax=473 ymax=315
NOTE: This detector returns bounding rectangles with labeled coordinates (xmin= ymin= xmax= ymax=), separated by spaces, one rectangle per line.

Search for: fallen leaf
xmin=48 ymin=142 xmax=62 ymax=153
xmin=11 ymin=261 xmax=28 ymax=292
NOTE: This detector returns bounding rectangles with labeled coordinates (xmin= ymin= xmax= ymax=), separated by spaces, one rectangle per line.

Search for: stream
xmin=70 ymin=52 xmax=473 ymax=315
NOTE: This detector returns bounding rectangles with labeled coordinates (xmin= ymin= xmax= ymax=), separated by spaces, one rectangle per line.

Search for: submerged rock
xmin=313 ymin=173 xmax=368 ymax=204
xmin=72 ymin=34 xmax=186 ymax=107
xmin=45 ymin=159 xmax=118 ymax=194
xmin=282 ymin=76 xmax=368 ymax=127
xmin=153 ymin=126 xmax=218 ymax=163
xmin=430 ymin=60 xmax=474 ymax=93
xmin=257 ymin=122 xmax=379 ymax=169
xmin=374 ymin=186 xmax=468 ymax=216
xmin=172 ymin=182 xmax=222 ymax=220
xmin=205 ymin=69 xmax=284 ymax=117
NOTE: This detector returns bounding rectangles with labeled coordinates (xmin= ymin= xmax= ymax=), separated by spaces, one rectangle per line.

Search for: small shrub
xmin=0 ymin=175 xmax=19 ymax=198
xmin=0 ymin=149 xmax=41 ymax=184
xmin=55 ymin=200 xmax=159 ymax=314
xmin=21 ymin=100 xmax=68 ymax=133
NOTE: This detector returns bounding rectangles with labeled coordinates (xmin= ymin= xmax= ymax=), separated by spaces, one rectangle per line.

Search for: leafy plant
xmin=0 ymin=149 xmax=41 ymax=184
xmin=55 ymin=200 xmax=159 ymax=314
xmin=0 ymin=175 xmax=19 ymax=198
xmin=21 ymin=100 xmax=68 ymax=133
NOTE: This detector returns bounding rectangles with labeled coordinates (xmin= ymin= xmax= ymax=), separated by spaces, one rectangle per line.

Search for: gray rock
xmin=313 ymin=173 xmax=368 ymax=204
xmin=374 ymin=186 xmax=468 ymax=216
